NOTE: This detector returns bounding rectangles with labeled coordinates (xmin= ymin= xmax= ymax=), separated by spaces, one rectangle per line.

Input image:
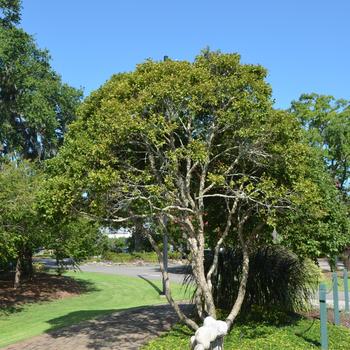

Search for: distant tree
xmin=290 ymin=94 xmax=350 ymax=198
xmin=0 ymin=0 xmax=83 ymax=286
xmin=0 ymin=161 xmax=44 ymax=287
xmin=0 ymin=0 xmax=21 ymax=28
xmin=41 ymin=51 xmax=340 ymax=330
xmin=46 ymin=217 xmax=102 ymax=271
xmin=0 ymin=0 xmax=82 ymax=160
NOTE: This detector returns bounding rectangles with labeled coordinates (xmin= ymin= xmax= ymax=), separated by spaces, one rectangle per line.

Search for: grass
xmin=322 ymin=272 xmax=349 ymax=292
xmin=0 ymin=271 xmax=190 ymax=348
xmin=143 ymin=316 xmax=350 ymax=350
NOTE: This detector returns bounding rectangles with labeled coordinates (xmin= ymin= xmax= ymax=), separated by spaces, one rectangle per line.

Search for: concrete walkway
xmin=3 ymin=304 xmax=192 ymax=350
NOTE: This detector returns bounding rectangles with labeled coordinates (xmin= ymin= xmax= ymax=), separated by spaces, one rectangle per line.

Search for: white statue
xmin=190 ymin=316 xmax=228 ymax=350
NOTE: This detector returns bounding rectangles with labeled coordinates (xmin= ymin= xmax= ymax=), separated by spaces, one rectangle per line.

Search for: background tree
xmin=290 ymin=93 xmax=350 ymax=267
xmin=41 ymin=51 xmax=341 ymax=331
xmin=0 ymin=0 xmax=21 ymax=28
xmin=0 ymin=0 xmax=82 ymax=160
xmin=0 ymin=161 xmax=44 ymax=287
xmin=0 ymin=0 xmax=84 ymax=285
xmin=290 ymin=93 xmax=350 ymax=199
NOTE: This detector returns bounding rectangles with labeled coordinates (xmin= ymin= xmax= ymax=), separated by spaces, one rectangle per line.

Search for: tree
xmin=46 ymin=217 xmax=102 ymax=272
xmin=0 ymin=161 xmax=44 ymax=287
xmin=277 ymin=149 xmax=349 ymax=261
xmin=42 ymin=51 xmax=338 ymax=330
xmin=0 ymin=0 xmax=82 ymax=160
xmin=0 ymin=0 xmax=21 ymax=28
xmin=0 ymin=0 xmax=83 ymax=286
xmin=290 ymin=94 xmax=350 ymax=198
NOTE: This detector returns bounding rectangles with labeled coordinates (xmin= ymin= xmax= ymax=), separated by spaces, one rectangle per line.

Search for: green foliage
xmin=291 ymin=93 xmax=350 ymax=197
xmin=192 ymin=246 xmax=320 ymax=313
xmin=278 ymin=148 xmax=350 ymax=259
xmin=0 ymin=161 xmax=44 ymax=263
xmin=99 ymin=251 xmax=182 ymax=263
xmin=46 ymin=217 xmax=102 ymax=263
xmin=0 ymin=0 xmax=21 ymax=27
xmin=106 ymin=237 xmax=129 ymax=252
xmin=143 ymin=317 xmax=350 ymax=350
xmin=42 ymin=51 xmax=331 ymax=251
xmin=40 ymin=50 xmax=350 ymax=326
xmin=0 ymin=1 xmax=82 ymax=160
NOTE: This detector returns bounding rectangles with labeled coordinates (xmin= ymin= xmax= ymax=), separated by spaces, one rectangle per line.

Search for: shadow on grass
xmin=45 ymin=304 xmax=194 ymax=349
xmin=0 ymin=273 xmax=98 ymax=315
xmin=155 ymin=265 xmax=191 ymax=275
xmin=296 ymin=333 xmax=321 ymax=348
xmin=137 ymin=275 xmax=162 ymax=294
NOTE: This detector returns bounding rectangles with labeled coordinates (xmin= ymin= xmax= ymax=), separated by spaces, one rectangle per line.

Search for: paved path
xmin=3 ymin=304 xmax=192 ymax=350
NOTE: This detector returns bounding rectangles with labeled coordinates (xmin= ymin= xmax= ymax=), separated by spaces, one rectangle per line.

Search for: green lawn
xmin=143 ymin=318 xmax=350 ymax=350
xmin=322 ymin=273 xmax=349 ymax=292
xmin=0 ymin=271 xmax=190 ymax=348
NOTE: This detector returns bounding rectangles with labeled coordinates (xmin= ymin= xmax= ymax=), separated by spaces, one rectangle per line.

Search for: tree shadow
xmin=45 ymin=304 xmax=194 ymax=349
xmin=155 ymin=265 xmax=191 ymax=275
xmin=295 ymin=333 xmax=321 ymax=347
xmin=0 ymin=273 xmax=97 ymax=315
xmin=137 ymin=275 xmax=162 ymax=294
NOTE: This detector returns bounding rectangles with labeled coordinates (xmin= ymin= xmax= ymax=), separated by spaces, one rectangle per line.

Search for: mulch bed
xmin=305 ymin=309 xmax=350 ymax=328
xmin=0 ymin=273 xmax=89 ymax=312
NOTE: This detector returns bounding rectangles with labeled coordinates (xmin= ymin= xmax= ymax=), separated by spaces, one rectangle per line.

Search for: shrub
xmin=188 ymin=246 xmax=320 ymax=313
xmin=32 ymin=262 xmax=46 ymax=273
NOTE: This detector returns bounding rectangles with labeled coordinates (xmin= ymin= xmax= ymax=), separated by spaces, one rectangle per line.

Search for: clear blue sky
xmin=21 ymin=0 xmax=349 ymax=109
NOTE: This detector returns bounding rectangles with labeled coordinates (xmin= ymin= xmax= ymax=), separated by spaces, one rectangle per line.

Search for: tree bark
xmin=225 ymin=226 xmax=250 ymax=330
xmin=143 ymin=224 xmax=199 ymax=331
xmin=24 ymin=246 xmax=33 ymax=279
xmin=14 ymin=256 xmax=22 ymax=289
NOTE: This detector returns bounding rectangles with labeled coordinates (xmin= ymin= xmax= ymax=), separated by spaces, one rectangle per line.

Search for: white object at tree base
xmin=190 ymin=316 xmax=227 ymax=350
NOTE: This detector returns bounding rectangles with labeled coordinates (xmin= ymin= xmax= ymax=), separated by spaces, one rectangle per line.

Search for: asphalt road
xmin=35 ymin=258 xmax=190 ymax=284
xmin=80 ymin=262 xmax=189 ymax=284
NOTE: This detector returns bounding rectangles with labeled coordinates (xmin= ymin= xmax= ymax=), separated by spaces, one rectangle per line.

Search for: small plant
xmin=32 ymin=262 xmax=45 ymax=273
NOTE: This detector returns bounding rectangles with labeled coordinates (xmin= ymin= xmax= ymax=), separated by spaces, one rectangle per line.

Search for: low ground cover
xmin=143 ymin=311 xmax=350 ymax=350
xmin=0 ymin=271 xmax=190 ymax=348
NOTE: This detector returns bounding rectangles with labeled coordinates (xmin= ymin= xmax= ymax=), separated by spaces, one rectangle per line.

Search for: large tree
xmin=290 ymin=94 xmax=350 ymax=198
xmin=0 ymin=161 xmax=44 ymax=287
xmin=0 ymin=0 xmax=82 ymax=160
xmin=42 ymin=51 xmax=343 ymax=330
xmin=0 ymin=0 xmax=83 ymax=285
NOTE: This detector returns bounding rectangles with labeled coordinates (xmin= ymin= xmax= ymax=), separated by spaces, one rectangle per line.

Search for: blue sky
xmin=21 ymin=0 xmax=349 ymax=109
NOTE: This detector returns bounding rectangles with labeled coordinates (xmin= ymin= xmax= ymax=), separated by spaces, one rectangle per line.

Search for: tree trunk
xmin=14 ymin=257 xmax=22 ymax=289
xmin=225 ymin=233 xmax=249 ymax=330
xmin=24 ymin=247 xmax=33 ymax=279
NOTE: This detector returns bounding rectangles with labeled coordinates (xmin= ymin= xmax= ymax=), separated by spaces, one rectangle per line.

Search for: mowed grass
xmin=0 ymin=271 xmax=190 ymax=348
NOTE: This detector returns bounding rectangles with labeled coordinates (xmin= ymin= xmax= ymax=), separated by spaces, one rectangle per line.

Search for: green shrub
xmin=100 ymin=251 xmax=183 ymax=263
xmin=187 ymin=246 xmax=320 ymax=313
xmin=32 ymin=262 xmax=46 ymax=272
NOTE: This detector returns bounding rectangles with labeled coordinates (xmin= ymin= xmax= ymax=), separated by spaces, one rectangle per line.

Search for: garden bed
xmin=142 ymin=310 xmax=350 ymax=350
xmin=0 ymin=272 xmax=91 ymax=313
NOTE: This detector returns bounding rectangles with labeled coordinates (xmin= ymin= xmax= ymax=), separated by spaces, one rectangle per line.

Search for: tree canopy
xmin=0 ymin=0 xmax=85 ymax=288
xmin=41 ymin=50 xmax=349 ymax=329
xmin=0 ymin=0 xmax=82 ymax=160
xmin=291 ymin=93 xmax=350 ymax=198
